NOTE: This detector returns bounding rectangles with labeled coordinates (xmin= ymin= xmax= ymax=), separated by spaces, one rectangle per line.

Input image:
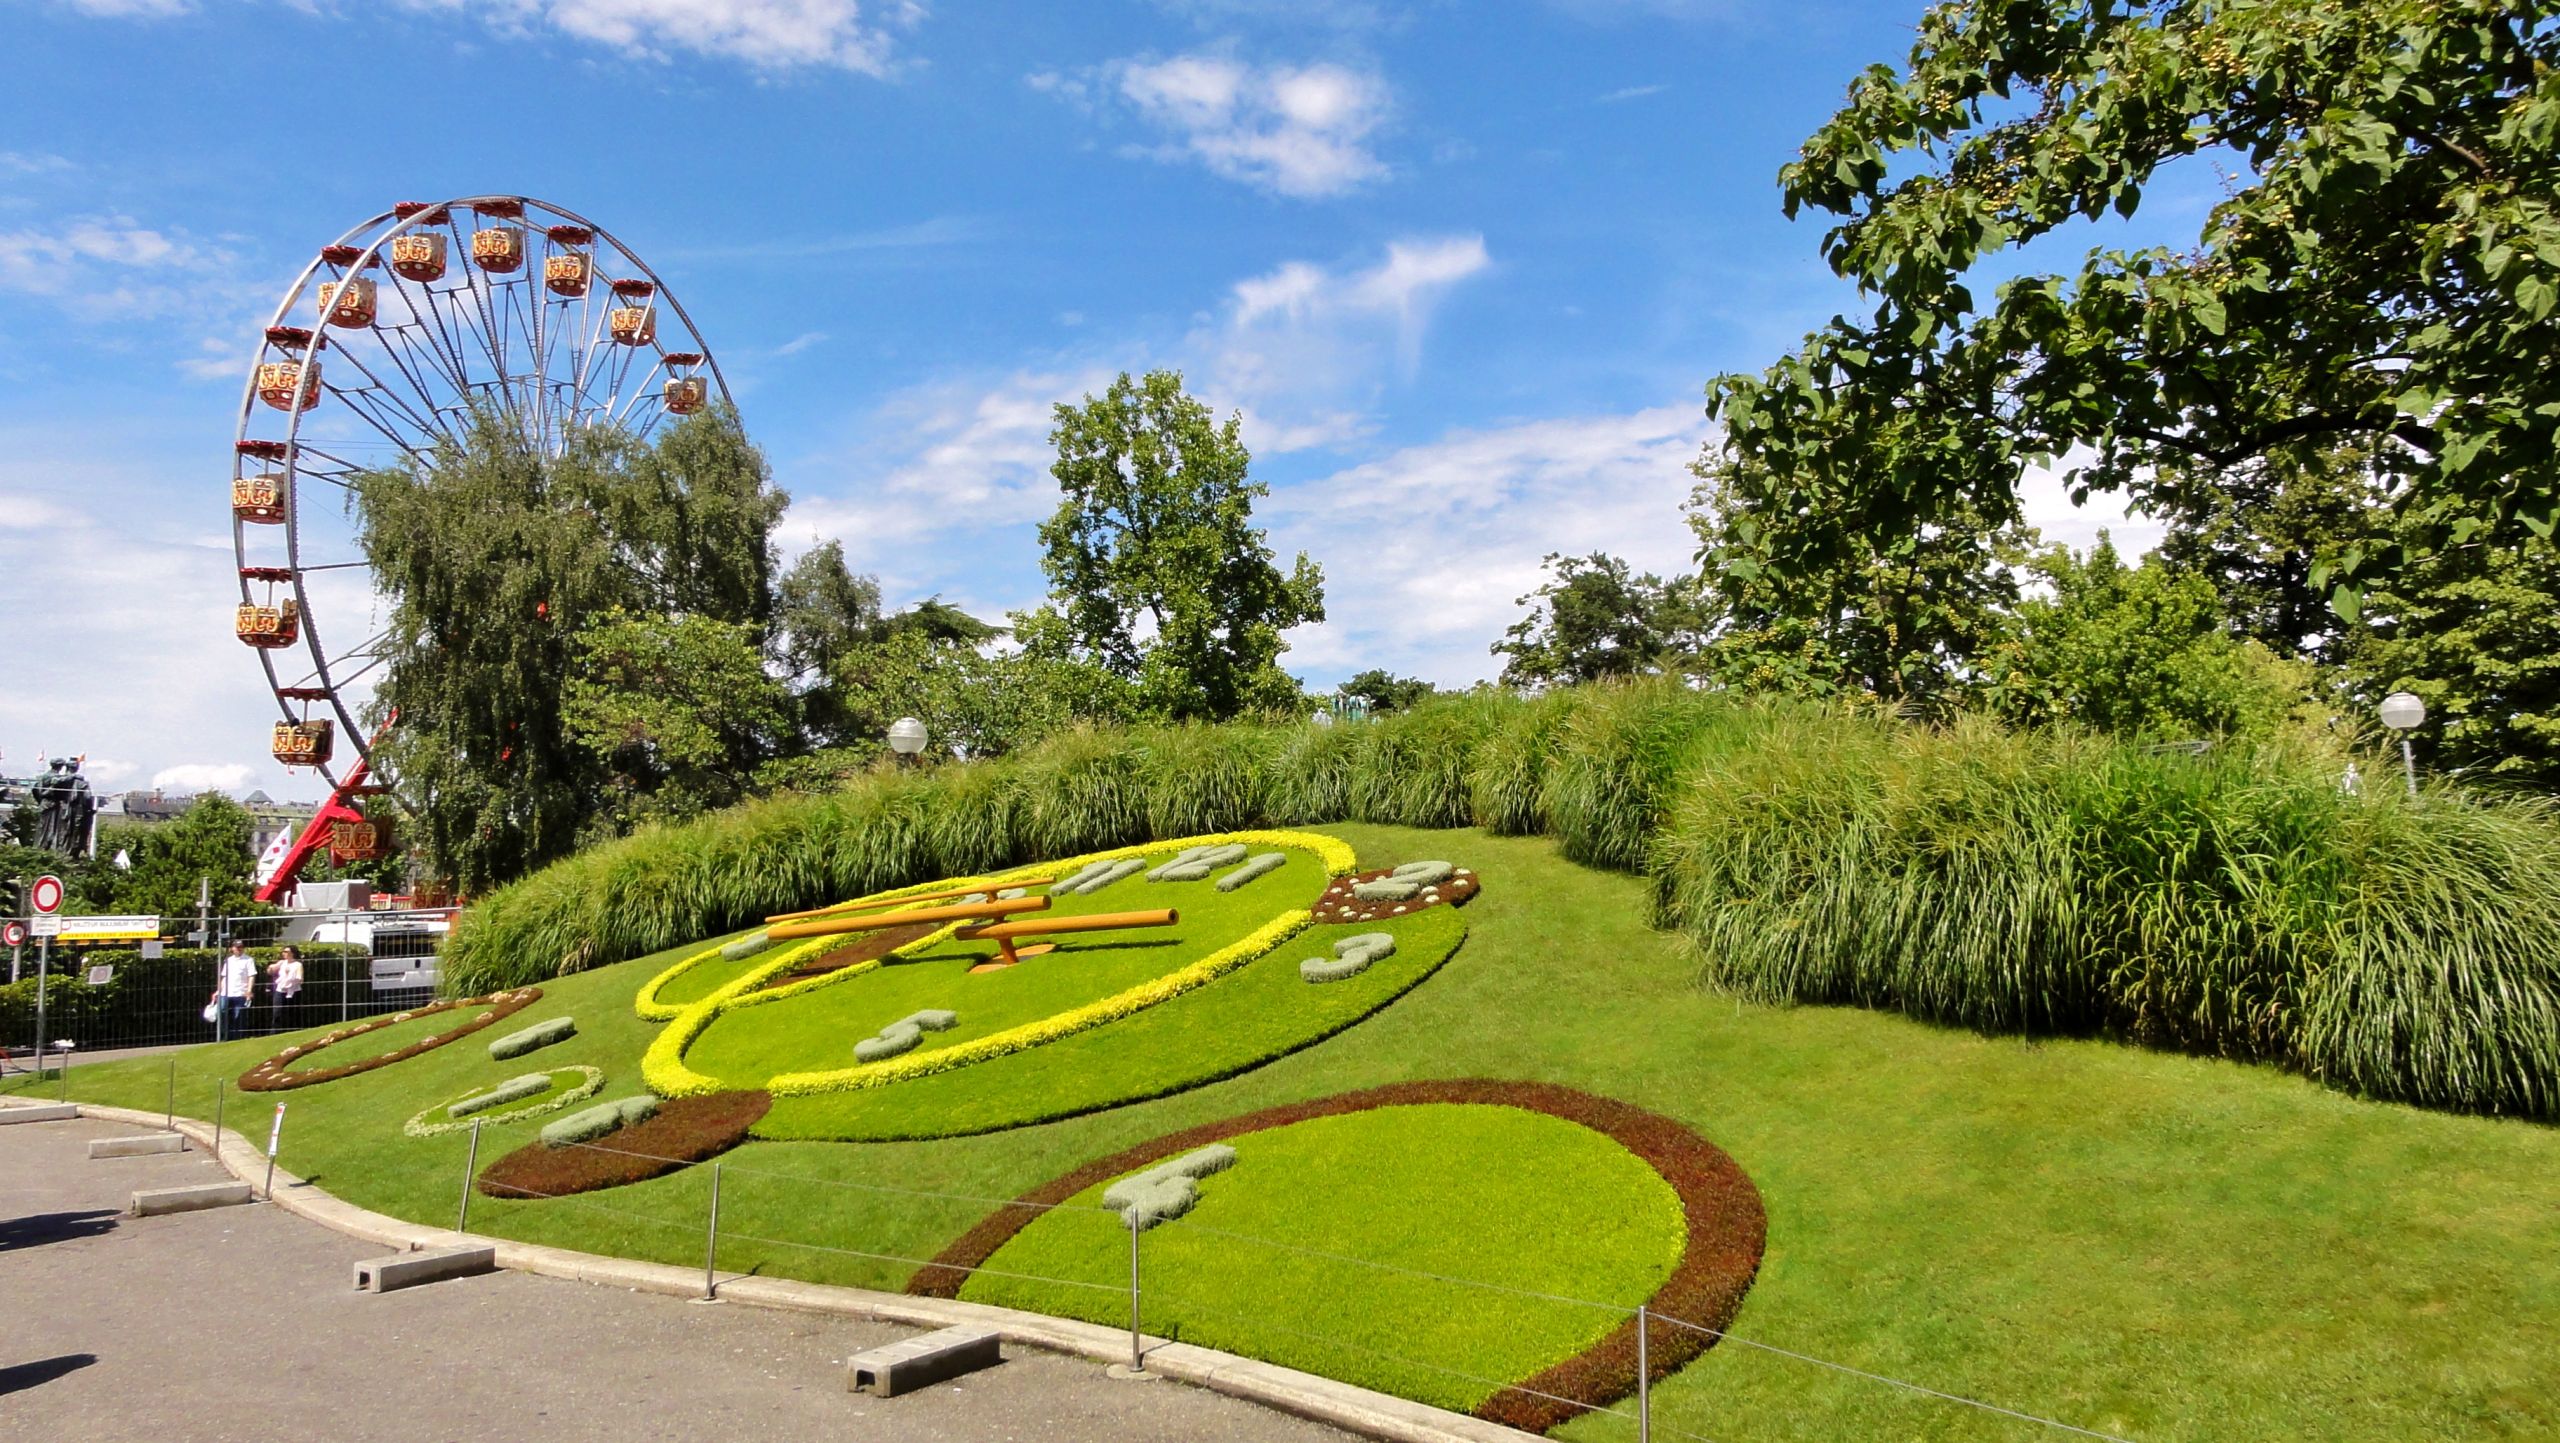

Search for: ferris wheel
xmin=229 ymin=195 xmax=732 ymax=886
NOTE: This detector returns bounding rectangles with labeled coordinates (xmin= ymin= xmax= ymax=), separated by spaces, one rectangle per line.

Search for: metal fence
xmin=1 ymin=908 xmax=455 ymax=1067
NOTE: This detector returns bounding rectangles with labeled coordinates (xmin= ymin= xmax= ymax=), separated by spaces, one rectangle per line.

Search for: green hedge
xmin=1 ymin=944 xmax=372 ymax=1049
xmin=442 ymin=684 xmax=2560 ymax=1119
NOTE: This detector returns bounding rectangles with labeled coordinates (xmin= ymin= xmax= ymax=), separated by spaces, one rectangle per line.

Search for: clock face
xmin=633 ymin=830 xmax=1477 ymax=1141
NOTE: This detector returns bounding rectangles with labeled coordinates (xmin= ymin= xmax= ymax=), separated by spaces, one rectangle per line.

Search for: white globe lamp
xmin=887 ymin=717 xmax=930 ymax=761
xmin=2378 ymin=692 xmax=2424 ymax=797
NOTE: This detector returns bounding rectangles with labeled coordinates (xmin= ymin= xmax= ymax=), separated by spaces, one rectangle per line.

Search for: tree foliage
xmin=2349 ymin=521 xmax=2560 ymax=788
xmin=1338 ymin=669 xmax=1439 ymax=715
xmin=564 ymin=612 xmax=792 ymax=829
xmin=1035 ymin=371 xmax=1324 ymax=720
xmin=1705 ymin=0 xmax=2560 ymax=615
xmin=62 ymin=795 xmax=264 ymax=919
xmin=1686 ymin=469 xmax=2035 ymax=708
xmin=357 ymin=406 xmax=783 ymax=891
xmin=1492 ymin=552 xmax=1702 ymax=689
xmin=1986 ymin=536 xmax=2315 ymax=739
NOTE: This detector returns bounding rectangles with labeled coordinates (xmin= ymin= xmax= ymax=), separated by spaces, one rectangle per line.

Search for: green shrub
xmin=854 ymin=1008 xmax=959 ymax=1063
xmin=1101 ymin=1142 xmax=1237 ymax=1229
xmin=914 ymin=761 xmax=1018 ymax=878
xmin=1542 ymin=680 xmax=1747 ymax=871
xmin=719 ymin=931 xmax=771 ymax=961
xmin=1303 ymin=932 xmax=1396 ymax=983
xmin=1215 ymin=853 xmax=1287 ymax=892
xmin=488 ymin=1015 xmax=576 ymax=1061
xmin=539 ymin=1094 xmax=658 ymax=1148
xmin=448 ymin=1071 xmax=553 ymax=1117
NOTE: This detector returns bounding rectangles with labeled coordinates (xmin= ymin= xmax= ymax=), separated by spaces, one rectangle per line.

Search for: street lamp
xmin=2378 ymin=691 xmax=2425 ymax=798
xmin=886 ymin=717 xmax=930 ymax=765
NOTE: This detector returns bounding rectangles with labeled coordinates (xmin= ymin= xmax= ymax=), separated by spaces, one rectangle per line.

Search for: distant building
xmin=240 ymin=790 xmax=319 ymax=857
xmin=88 ymin=787 xmax=320 ymax=858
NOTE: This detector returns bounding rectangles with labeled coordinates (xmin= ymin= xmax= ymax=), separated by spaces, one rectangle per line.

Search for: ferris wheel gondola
xmin=230 ymin=195 xmax=733 ymax=885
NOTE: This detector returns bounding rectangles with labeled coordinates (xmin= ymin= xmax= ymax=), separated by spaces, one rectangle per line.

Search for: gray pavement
xmin=1 ymin=1113 xmax=1353 ymax=1443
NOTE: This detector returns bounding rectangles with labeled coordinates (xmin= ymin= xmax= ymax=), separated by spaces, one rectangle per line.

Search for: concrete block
xmin=846 ymin=1325 xmax=1002 ymax=1397
xmin=355 ymin=1243 xmax=498 ymax=1293
xmin=0 ymin=1104 xmax=79 ymax=1124
xmin=130 ymin=1181 xmax=253 ymax=1216
xmin=89 ymin=1133 xmax=185 ymax=1159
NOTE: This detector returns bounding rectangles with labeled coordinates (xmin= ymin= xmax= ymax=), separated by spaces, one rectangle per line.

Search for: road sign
xmin=29 ymin=875 xmax=65 ymax=915
xmin=2 ymin=920 xmax=23 ymax=947
xmin=30 ymin=914 xmax=60 ymax=939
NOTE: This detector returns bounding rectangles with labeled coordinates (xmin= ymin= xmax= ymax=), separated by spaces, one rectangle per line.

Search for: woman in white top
xmin=267 ymin=946 xmax=304 ymax=1033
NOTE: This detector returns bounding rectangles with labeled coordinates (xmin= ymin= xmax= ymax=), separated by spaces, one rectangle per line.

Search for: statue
xmin=32 ymin=757 xmax=95 ymax=859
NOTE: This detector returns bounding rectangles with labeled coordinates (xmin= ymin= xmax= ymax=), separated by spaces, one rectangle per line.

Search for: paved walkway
xmin=1 ymin=1113 xmax=1352 ymax=1443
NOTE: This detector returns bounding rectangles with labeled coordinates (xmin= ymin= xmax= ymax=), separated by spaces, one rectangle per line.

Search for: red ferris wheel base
xmin=254 ymin=758 xmax=378 ymax=906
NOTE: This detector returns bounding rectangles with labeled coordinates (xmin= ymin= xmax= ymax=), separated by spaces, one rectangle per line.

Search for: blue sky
xmin=0 ymin=0 xmax=2178 ymax=801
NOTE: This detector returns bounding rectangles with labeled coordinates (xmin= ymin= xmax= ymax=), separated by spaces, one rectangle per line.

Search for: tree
xmin=1705 ymin=0 xmax=2560 ymax=619
xmin=1985 ymin=537 xmax=2315 ymax=740
xmin=563 ymin=612 xmax=792 ymax=829
xmin=1036 ymin=371 xmax=1325 ymax=721
xmin=1338 ymin=670 xmax=1438 ymax=715
xmin=1493 ymin=553 xmax=1702 ymax=689
xmin=72 ymin=795 xmax=264 ymax=919
xmin=357 ymin=405 xmax=784 ymax=891
xmin=2347 ymin=524 xmax=2560 ymax=789
xmin=2150 ymin=445 xmax=2396 ymax=661
xmin=1685 ymin=466 xmax=2035 ymax=709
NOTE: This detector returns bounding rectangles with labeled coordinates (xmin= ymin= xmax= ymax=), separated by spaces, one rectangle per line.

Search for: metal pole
xmin=58 ymin=1044 xmax=69 ymax=1102
xmin=2402 ymin=737 xmax=2419 ymax=798
xmin=702 ymin=1162 xmax=722 ymax=1301
xmin=1126 ymin=1211 xmax=1145 ymax=1374
xmin=457 ymin=1120 xmax=481 ymax=1233
xmin=211 ymin=1078 xmax=225 ymax=1155
xmin=165 ymin=1056 xmax=177 ymax=1132
xmin=263 ymin=1101 xmax=285 ymax=1200
xmin=1636 ymin=1304 xmax=1651 ymax=1443
xmin=33 ymin=936 xmax=47 ymax=1080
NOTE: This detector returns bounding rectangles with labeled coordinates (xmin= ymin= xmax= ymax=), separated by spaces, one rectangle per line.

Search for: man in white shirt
xmin=211 ymin=942 xmax=255 ymax=1041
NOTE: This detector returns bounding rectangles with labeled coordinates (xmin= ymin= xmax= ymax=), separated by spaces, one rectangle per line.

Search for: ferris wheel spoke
xmin=608 ymin=356 xmax=673 ymax=431
xmin=286 ymin=445 xmax=373 ymax=487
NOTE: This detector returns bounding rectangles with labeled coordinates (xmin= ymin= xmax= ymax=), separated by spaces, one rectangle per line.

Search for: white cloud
xmin=430 ymin=0 xmax=924 ymax=73
xmin=2018 ymin=448 xmax=2166 ymax=556
xmin=1207 ymin=234 xmax=1491 ymax=447
xmin=1596 ymin=83 xmax=1668 ymax=103
xmin=1264 ymin=403 xmax=1711 ymax=683
xmin=151 ymin=762 xmax=255 ymax=794
xmin=62 ymin=0 xmax=192 ymax=15
xmin=1088 ymin=53 xmax=1392 ymax=198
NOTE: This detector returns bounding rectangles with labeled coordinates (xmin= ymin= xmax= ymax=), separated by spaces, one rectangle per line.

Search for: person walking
xmin=210 ymin=941 xmax=255 ymax=1042
xmin=266 ymin=946 xmax=303 ymax=1034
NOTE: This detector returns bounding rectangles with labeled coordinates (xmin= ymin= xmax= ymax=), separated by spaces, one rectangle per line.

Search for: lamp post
xmin=886 ymin=717 xmax=930 ymax=767
xmin=2378 ymin=691 xmax=2425 ymax=798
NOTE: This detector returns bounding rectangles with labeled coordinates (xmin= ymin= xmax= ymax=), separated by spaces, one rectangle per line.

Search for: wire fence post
xmin=164 ymin=1056 xmax=177 ymax=1132
xmin=57 ymin=1044 xmax=69 ymax=1101
xmin=457 ymin=1120 xmax=481 ymax=1234
xmin=1126 ymin=1210 xmax=1145 ymax=1375
xmin=1636 ymin=1303 xmax=1650 ymax=1443
xmin=702 ymin=1162 xmax=723 ymax=1301
xmin=210 ymin=1077 xmax=224 ymax=1155
xmin=262 ymin=1101 xmax=285 ymax=1201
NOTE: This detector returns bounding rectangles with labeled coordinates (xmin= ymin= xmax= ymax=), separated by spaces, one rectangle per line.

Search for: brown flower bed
xmin=238 ymin=988 xmax=543 ymax=1092
xmin=1311 ymin=865 xmax=1480 ymax=925
xmin=476 ymin=1090 xmax=771 ymax=1199
xmin=909 ymin=1079 xmax=1763 ymax=1433
xmin=748 ymin=921 xmax=940 ymax=992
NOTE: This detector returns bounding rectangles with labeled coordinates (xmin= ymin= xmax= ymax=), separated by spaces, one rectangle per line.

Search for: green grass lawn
xmin=965 ymin=1103 xmax=1685 ymax=1412
xmin=17 ymin=824 xmax=2560 ymax=1441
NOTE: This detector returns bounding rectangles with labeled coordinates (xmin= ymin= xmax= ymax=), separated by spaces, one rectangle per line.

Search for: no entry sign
xmin=28 ymin=875 xmax=64 ymax=938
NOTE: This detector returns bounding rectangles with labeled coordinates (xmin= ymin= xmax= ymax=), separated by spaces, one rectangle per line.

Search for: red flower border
xmin=237 ymin=988 xmax=543 ymax=1093
xmin=476 ymin=1090 xmax=772 ymax=1199
xmin=907 ymin=1079 xmax=1765 ymax=1433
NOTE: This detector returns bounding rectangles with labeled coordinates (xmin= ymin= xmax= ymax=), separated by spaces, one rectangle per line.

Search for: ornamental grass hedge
xmin=443 ymin=683 xmax=2560 ymax=1119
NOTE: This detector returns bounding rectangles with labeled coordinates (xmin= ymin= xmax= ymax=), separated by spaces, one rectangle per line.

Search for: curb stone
xmin=34 ymin=1099 xmax=1539 ymax=1443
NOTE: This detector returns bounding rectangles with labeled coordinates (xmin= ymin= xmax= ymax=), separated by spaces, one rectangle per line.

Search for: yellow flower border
xmin=638 ymin=828 xmax=1357 ymax=1098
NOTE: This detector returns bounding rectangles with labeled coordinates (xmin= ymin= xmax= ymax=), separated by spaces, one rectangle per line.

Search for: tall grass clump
xmin=1142 ymin=723 xmax=1275 ymax=837
xmin=1010 ymin=728 xmax=1153 ymax=861
xmin=1267 ymin=718 xmax=1363 ymax=823
xmin=1543 ymin=681 xmax=1752 ymax=871
xmin=912 ymin=761 xmax=1019 ymax=879
xmin=1348 ymin=693 xmax=1513 ymax=828
xmin=1657 ymin=716 xmax=2560 ymax=1118
xmin=1465 ymin=688 xmax=1584 ymax=835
